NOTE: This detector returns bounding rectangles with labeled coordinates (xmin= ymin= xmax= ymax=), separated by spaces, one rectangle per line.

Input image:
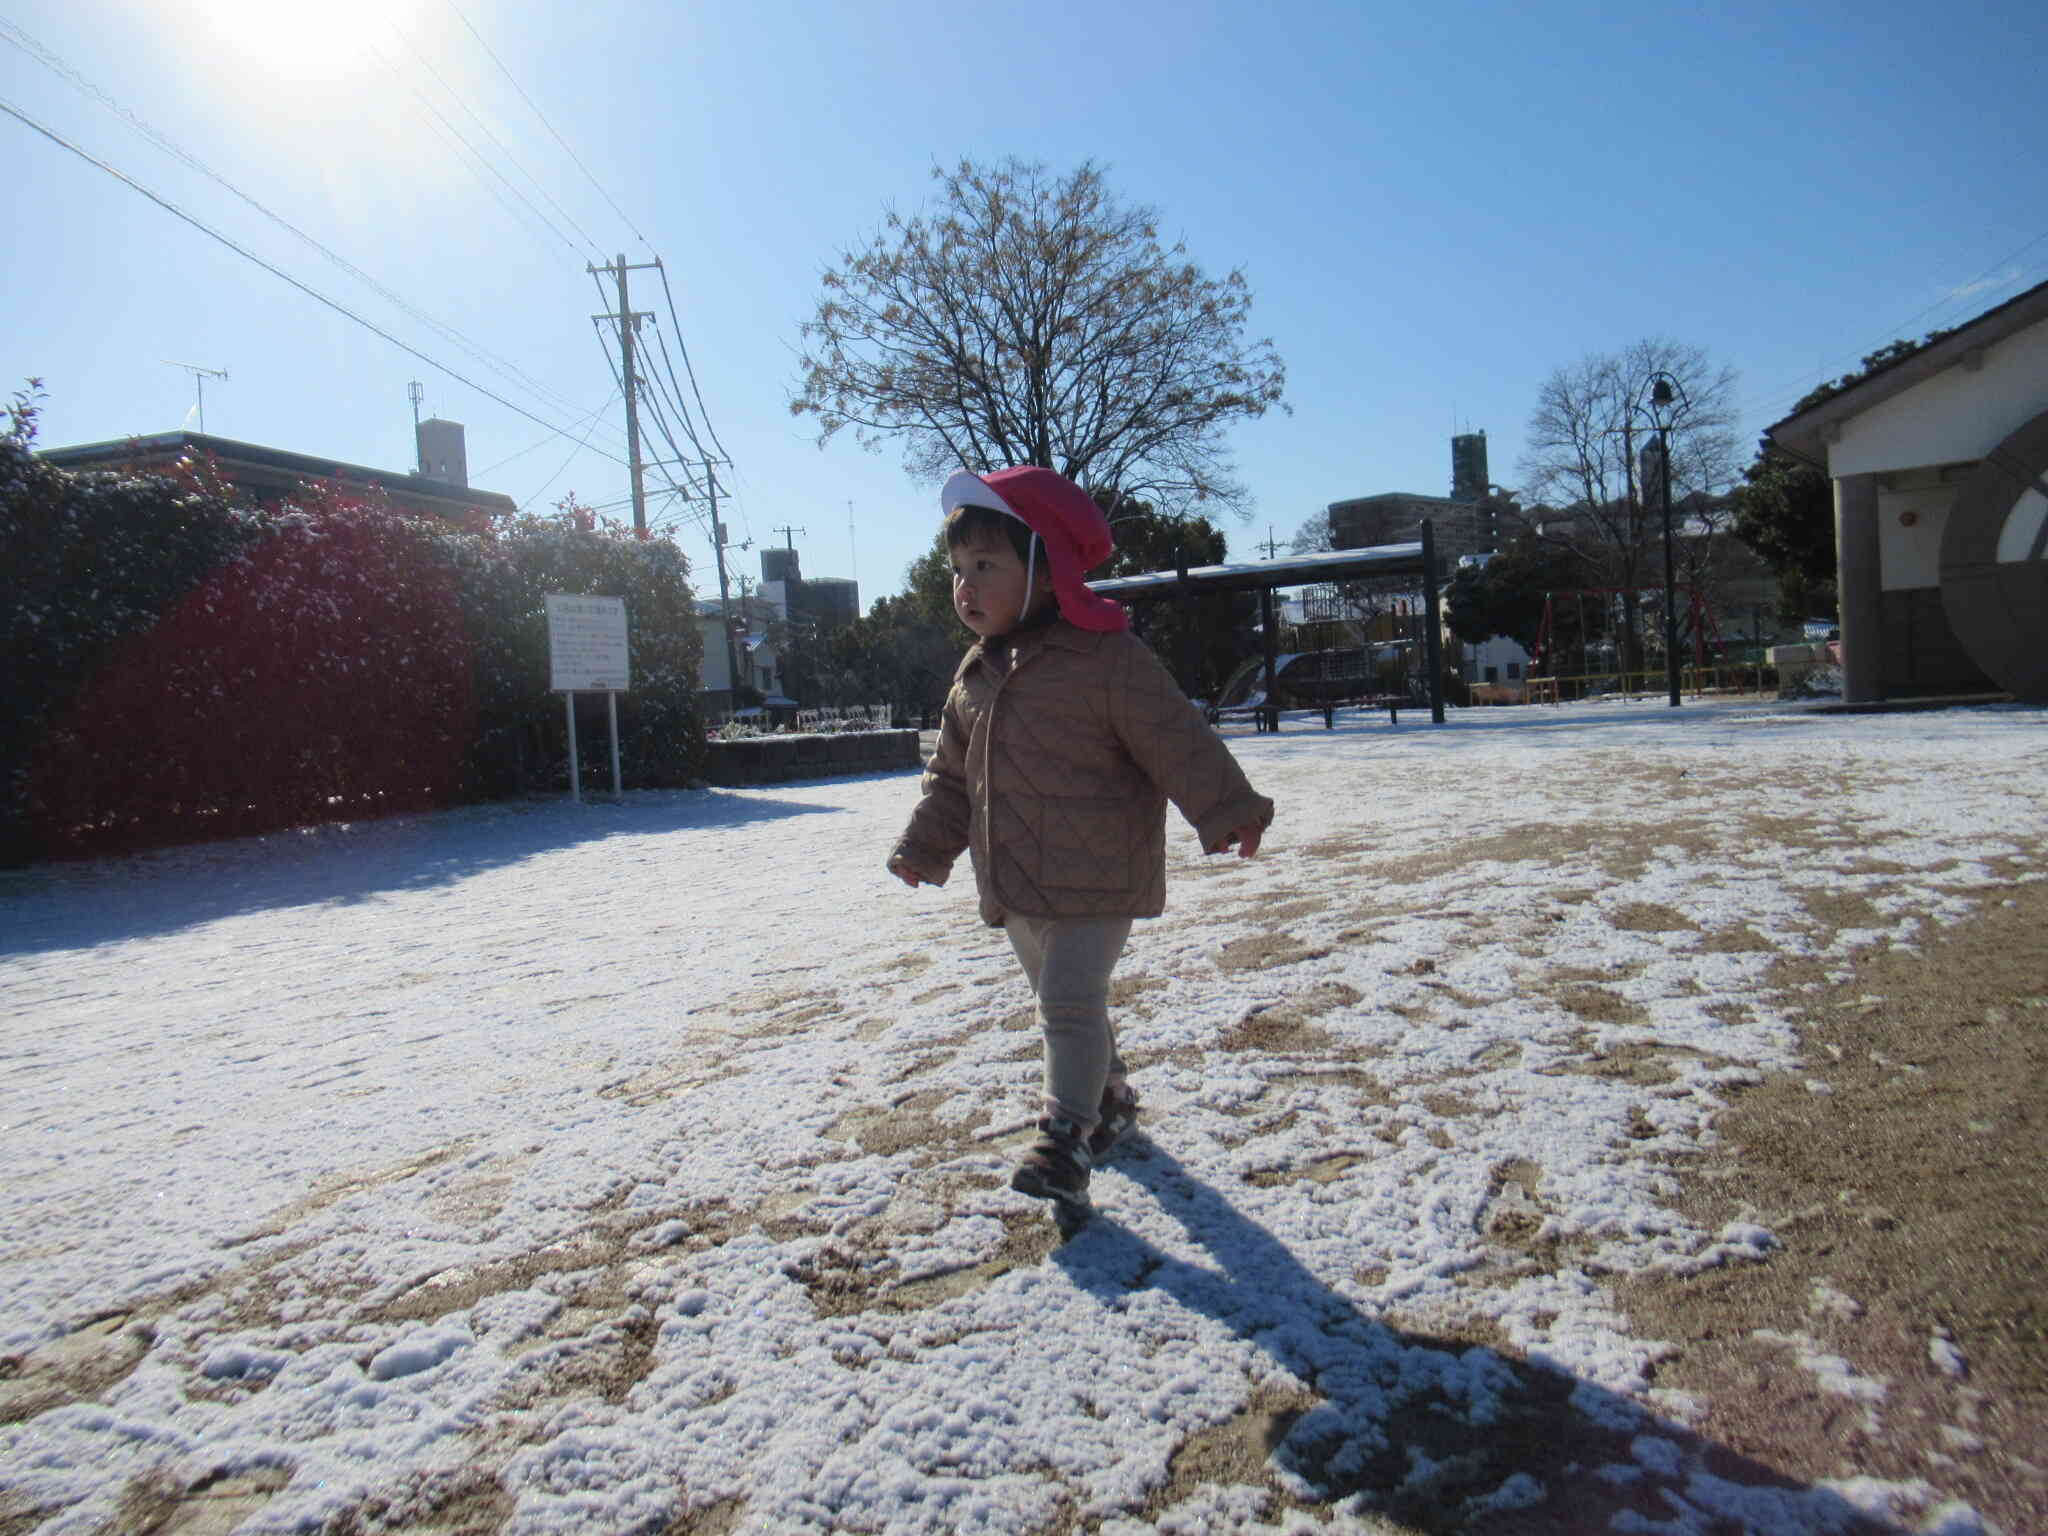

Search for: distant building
xmin=414 ymin=417 xmax=469 ymax=488
xmin=695 ymin=594 xmax=787 ymax=715
xmin=1326 ymin=434 xmax=1504 ymax=564
xmin=1450 ymin=431 xmax=1490 ymax=504
xmin=1327 ymin=491 xmax=1498 ymax=564
xmin=39 ymin=424 xmax=516 ymax=527
xmin=801 ymin=577 xmax=860 ymax=629
xmin=755 ymin=547 xmax=860 ymax=632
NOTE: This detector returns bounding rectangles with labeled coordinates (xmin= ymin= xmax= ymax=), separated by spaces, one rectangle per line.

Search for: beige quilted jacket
xmin=889 ymin=621 xmax=1275 ymax=926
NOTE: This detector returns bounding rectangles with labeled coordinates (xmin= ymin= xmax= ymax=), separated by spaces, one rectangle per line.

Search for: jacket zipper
xmin=973 ymin=641 xmax=1042 ymax=872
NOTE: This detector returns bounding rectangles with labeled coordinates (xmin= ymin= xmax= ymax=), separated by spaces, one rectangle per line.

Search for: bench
xmin=1205 ymin=696 xmax=1404 ymax=732
xmin=1206 ymin=704 xmax=1285 ymax=732
xmin=1318 ymin=694 xmax=1403 ymax=728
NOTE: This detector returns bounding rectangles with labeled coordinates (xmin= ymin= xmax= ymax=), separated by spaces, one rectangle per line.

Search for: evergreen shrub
xmin=3 ymin=436 xmax=705 ymax=862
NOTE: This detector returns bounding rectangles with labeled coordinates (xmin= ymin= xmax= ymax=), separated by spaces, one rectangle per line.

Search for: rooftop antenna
xmin=164 ymin=360 xmax=227 ymax=434
xmin=847 ymin=500 xmax=857 ymax=584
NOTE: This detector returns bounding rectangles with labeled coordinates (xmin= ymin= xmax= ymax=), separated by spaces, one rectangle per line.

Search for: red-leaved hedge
xmin=4 ymin=437 xmax=706 ymax=863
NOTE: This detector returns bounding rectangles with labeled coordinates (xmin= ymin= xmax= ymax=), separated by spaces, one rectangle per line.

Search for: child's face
xmin=950 ymin=529 xmax=1050 ymax=639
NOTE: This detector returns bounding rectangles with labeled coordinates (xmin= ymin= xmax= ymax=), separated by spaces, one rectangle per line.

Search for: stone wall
xmin=703 ymin=729 xmax=922 ymax=786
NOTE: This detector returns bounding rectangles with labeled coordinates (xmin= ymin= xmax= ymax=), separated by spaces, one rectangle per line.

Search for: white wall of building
xmin=696 ymin=617 xmax=735 ymax=691
xmin=1462 ymin=634 xmax=1531 ymax=689
xmin=1830 ymin=322 xmax=2048 ymax=479
xmin=1876 ymin=475 xmax=1967 ymax=591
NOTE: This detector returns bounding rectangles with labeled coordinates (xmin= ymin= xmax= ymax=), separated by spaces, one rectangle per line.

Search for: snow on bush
xmin=3 ymin=436 xmax=705 ymax=862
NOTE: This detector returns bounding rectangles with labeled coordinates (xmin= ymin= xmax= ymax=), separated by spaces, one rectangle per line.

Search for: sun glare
xmin=192 ymin=0 xmax=419 ymax=87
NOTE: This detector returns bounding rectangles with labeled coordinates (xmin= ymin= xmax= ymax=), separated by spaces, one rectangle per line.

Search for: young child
xmin=887 ymin=466 xmax=1274 ymax=1216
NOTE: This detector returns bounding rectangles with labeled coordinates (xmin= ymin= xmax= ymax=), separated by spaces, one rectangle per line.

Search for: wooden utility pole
xmin=706 ymin=456 xmax=742 ymax=702
xmin=589 ymin=254 xmax=659 ymax=537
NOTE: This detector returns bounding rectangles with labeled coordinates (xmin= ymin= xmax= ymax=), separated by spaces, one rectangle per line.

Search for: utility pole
xmin=848 ymin=500 xmax=857 ymax=585
xmin=164 ymin=361 xmax=227 ymax=434
xmin=706 ymin=456 xmax=742 ymax=703
xmin=1259 ymin=527 xmax=1281 ymax=559
xmin=589 ymin=253 xmax=659 ymax=537
xmin=771 ymin=524 xmax=806 ymax=551
xmin=407 ymin=381 xmax=425 ymax=471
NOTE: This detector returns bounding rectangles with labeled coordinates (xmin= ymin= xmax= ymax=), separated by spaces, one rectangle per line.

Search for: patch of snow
xmin=2 ymin=697 xmax=2040 ymax=1532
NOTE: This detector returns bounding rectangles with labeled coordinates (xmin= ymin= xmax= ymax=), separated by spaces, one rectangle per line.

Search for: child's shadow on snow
xmin=0 ymin=788 xmax=846 ymax=956
xmin=1052 ymin=1145 xmax=1891 ymax=1533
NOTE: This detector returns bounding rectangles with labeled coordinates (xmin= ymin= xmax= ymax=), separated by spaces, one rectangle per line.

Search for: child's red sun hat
xmin=940 ymin=466 xmax=1130 ymax=633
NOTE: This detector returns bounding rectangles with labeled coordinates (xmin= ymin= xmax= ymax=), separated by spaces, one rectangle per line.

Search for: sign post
xmin=545 ymin=595 xmax=631 ymax=801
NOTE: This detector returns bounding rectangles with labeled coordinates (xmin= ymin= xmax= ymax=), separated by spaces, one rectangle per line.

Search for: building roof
xmin=39 ymin=430 xmax=517 ymax=518
xmin=1088 ymin=542 xmax=1429 ymax=599
xmin=1327 ymin=491 xmax=1466 ymax=508
xmin=1767 ymin=278 xmax=2048 ymax=467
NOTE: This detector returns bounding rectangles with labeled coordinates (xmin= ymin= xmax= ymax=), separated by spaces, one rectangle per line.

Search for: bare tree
xmin=790 ymin=158 xmax=1286 ymax=514
xmin=1511 ymin=339 xmax=1739 ymax=672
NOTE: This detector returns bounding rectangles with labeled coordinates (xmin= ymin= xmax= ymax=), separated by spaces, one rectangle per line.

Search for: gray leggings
xmin=1003 ymin=913 xmax=1133 ymax=1130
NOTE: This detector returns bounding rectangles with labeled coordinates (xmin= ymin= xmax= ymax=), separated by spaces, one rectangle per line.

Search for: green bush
xmin=451 ymin=507 xmax=706 ymax=797
xmin=3 ymin=437 xmax=268 ymax=860
xmin=2 ymin=435 xmax=705 ymax=863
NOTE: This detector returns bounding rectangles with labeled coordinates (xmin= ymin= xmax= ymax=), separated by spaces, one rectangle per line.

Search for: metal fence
xmin=1526 ymin=666 xmax=1779 ymax=704
xmin=709 ymin=703 xmax=896 ymax=733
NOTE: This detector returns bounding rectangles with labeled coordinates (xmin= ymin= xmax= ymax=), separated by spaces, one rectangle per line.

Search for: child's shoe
xmin=1087 ymin=1081 xmax=1140 ymax=1160
xmin=1010 ymin=1116 xmax=1092 ymax=1212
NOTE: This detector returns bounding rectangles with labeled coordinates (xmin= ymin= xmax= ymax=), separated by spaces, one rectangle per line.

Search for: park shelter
xmin=1766 ymin=279 xmax=2048 ymax=705
xmin=1087 ymin=528 xmax=1447 ymax=723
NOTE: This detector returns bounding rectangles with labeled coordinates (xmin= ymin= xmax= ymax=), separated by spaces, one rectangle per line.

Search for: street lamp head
xmin=1642 ymin=371 xmax=1688 ymax=426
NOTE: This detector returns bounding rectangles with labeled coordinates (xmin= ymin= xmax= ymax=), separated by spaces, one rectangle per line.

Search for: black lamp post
xmin=1640 ymin=372 xmax=1688 ymax=708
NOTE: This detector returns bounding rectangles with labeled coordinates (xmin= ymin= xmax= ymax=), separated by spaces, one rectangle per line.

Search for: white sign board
xmin=546 ymin=595 xmax=631 ymax=692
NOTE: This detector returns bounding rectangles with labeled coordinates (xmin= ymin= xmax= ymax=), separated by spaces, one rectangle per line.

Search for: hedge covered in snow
xmin=2 ymin=435 xmax=704 ymax=862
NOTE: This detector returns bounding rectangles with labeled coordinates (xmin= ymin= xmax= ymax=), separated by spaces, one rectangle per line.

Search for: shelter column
xmin=1834 ymin=472 xmax=1881 ymax=703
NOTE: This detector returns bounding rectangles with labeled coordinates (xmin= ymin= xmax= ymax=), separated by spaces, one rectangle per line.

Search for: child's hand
xmin=888 ymin=857 xmax=924 ymax=888
xmin=1212 ymin=823 xmax=1264 ymax=859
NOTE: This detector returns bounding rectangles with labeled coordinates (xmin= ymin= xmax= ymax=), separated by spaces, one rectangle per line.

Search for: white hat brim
xmin=940 ymin=469 xmax=1027 ymax=526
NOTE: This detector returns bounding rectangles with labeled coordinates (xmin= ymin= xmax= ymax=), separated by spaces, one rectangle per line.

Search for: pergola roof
xmin=1086 ymin=542 xmax=1427 ymax=600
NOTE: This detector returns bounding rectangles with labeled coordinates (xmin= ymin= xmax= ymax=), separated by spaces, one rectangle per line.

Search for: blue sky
xmin=6 ymin=0 xmax=2044 ymax=603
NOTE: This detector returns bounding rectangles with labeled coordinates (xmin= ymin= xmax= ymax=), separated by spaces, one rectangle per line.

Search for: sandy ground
xmin=1608 ymin=860 xmax=2048 ymax=1536
xmin=2 ymin=706 xmax=2043 ymax=1535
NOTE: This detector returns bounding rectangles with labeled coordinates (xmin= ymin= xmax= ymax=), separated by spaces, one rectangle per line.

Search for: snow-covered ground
xmin=2 ymin=698 xmax=2041 ymax=1535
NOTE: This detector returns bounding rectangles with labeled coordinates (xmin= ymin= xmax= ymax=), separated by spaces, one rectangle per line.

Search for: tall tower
xmin=416 ymin=418 xmax=469 ymax=487
xmin=1451 ymin=431 xmax=1489 ymax=504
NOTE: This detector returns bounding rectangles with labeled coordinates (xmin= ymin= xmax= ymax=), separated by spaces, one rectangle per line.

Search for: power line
xmin=643 ymin=323 xmax=710 ymax=459
xmin=444 ymin=0 xmax=650 ymax=250
xmin=0 ymin=15 xmax=618 ymax=446
xmin=383 ymin=15 xmax=605 ymax=262
xmin=363 ymin=32 xmax=587 ymax=262
xmin=1748 ymin=229 xmax=2048 ymax=425
xmin=655 ymin=259 xmax=730 ymax=462
xmin=474 ymin=387 xmax=618 ymax=478
xmin=520 ymin=384 xmax=630 ymax=508
xmin=2 ymin=94 xmax=629 ymax=466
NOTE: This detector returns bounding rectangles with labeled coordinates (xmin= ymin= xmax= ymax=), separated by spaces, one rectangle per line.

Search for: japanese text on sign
xmin=545 ymin=594 xmax=631 ymax=692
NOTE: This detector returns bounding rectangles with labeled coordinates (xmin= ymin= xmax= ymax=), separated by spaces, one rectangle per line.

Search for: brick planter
xmin=704 ymin=729 xmax=922 ymax=787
